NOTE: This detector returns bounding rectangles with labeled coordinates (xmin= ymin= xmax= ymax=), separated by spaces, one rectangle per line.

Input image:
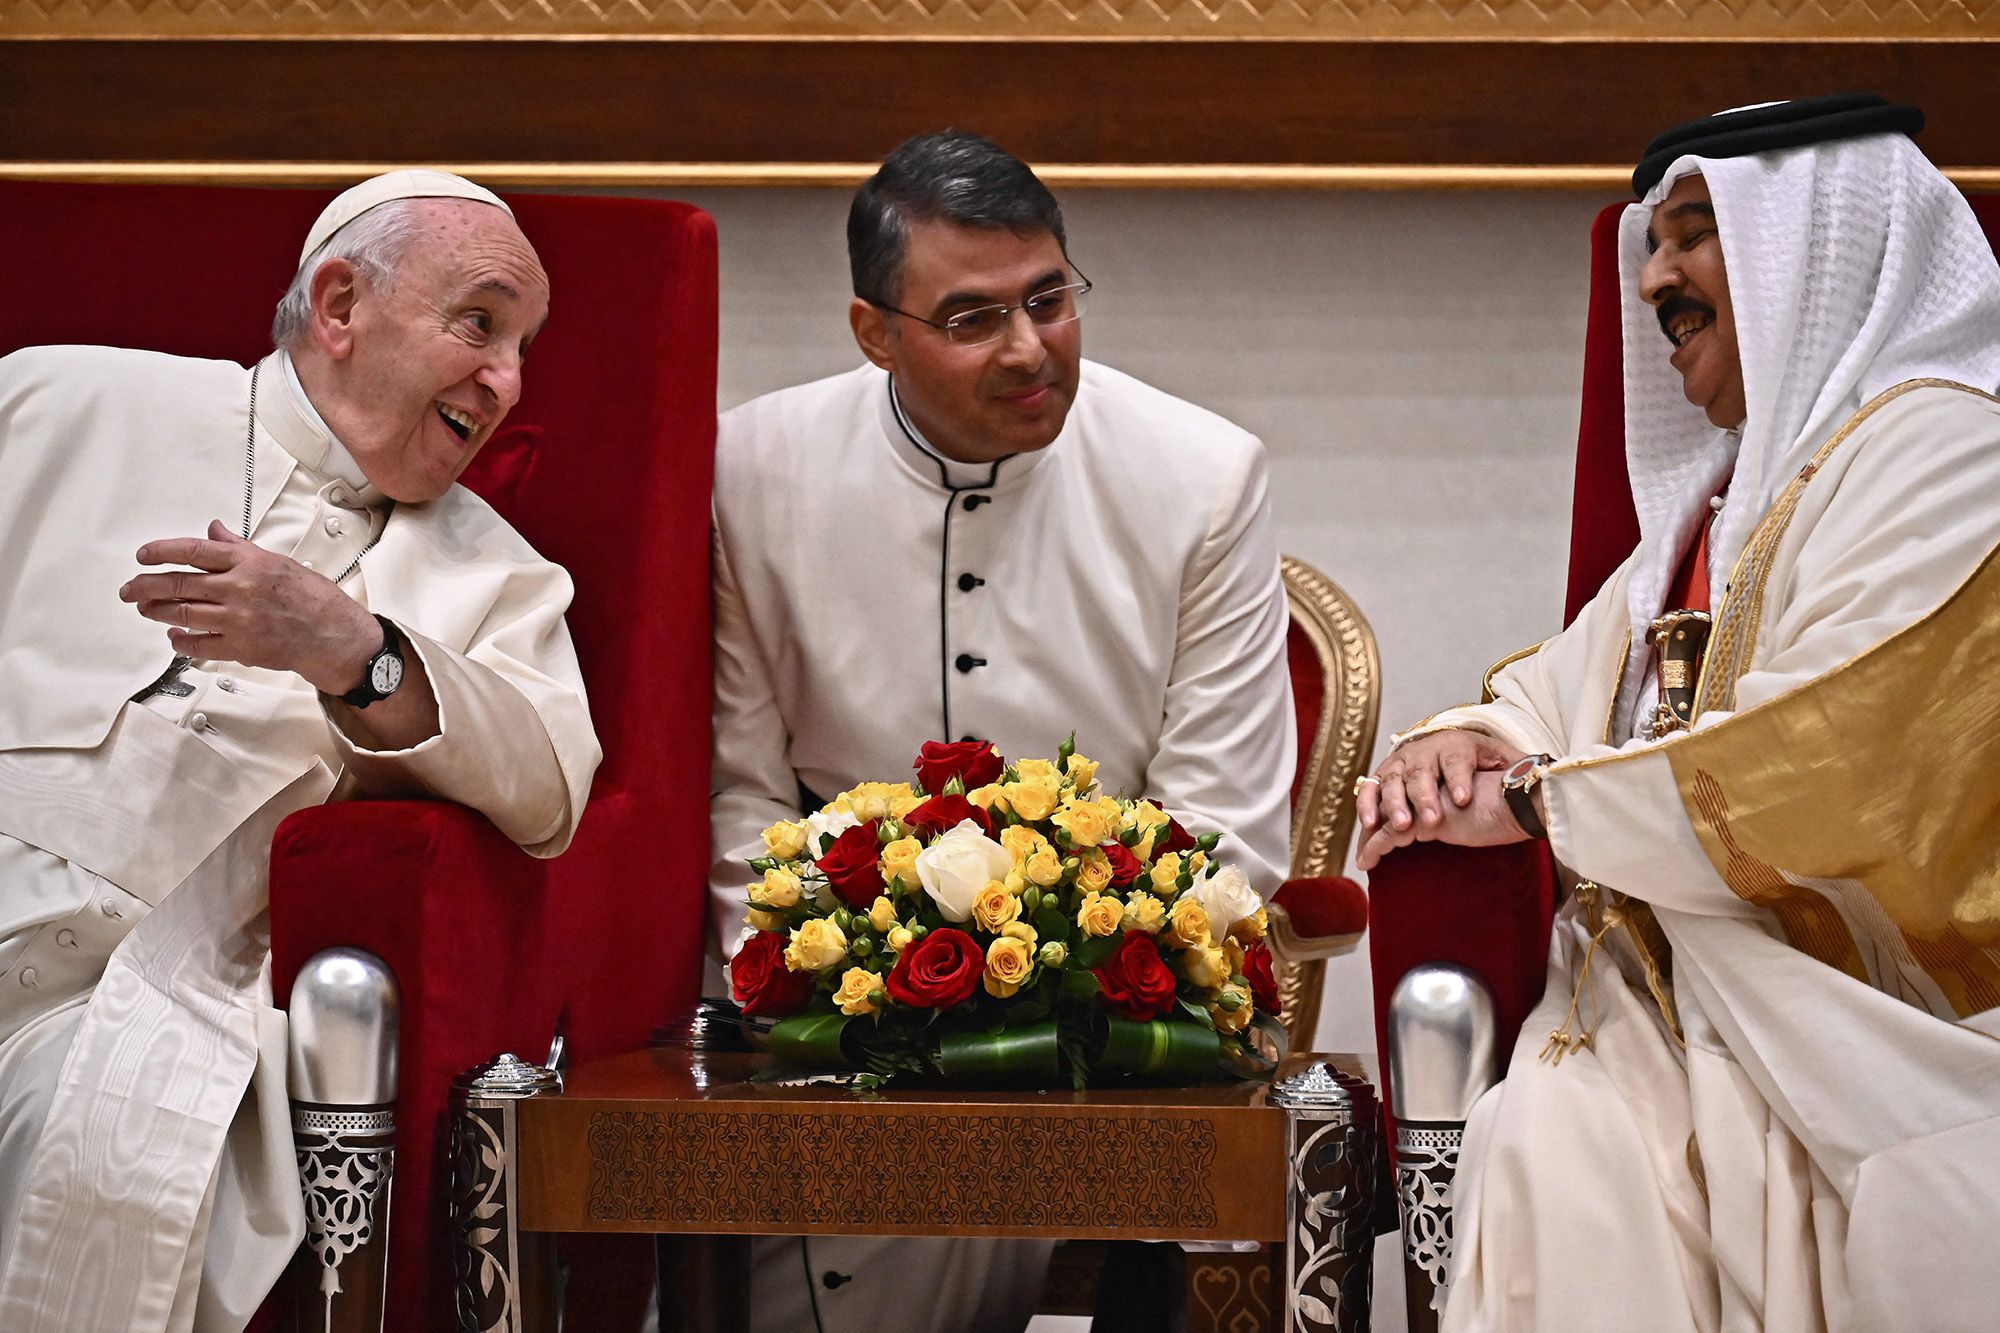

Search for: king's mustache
xmin=1657 ymin=295 xmax=1716 ymax=343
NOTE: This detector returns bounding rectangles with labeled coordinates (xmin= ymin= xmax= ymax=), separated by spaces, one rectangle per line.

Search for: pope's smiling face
xmin=1639 ymin=174 xmax=1746 ymax=429
xmin=304 ymin=199 xmax=550 ymax=503
xmin=850 ymin=219 xmax=1082 ymax=465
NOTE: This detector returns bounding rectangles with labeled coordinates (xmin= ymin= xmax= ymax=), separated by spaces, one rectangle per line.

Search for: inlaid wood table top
xmin=514 ymin=1049 xmax=1369 ymax=1243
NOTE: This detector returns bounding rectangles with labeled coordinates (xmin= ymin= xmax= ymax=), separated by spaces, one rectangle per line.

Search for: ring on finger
xmin=1352 ymin=775 xmax=1381 ymax=797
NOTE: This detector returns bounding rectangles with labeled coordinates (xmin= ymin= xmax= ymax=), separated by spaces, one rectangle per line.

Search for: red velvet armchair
xmin=1365 ymin=192 xmax=2000 ymax=1322
xmin=0 ymin=181 xmax=719 ymax=1330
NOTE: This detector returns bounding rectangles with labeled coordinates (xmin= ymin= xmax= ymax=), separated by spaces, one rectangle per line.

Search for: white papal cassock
xmin=709 ymin=360 xmax=1294 ymax=1333
xmin=0 ymin=345 xmax=599 ymax=1331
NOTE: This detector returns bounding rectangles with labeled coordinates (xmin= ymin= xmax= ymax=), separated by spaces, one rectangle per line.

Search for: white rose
xmin=915 ymin=819 xmax=1014 ymax=923
xmin=1191 ymin=865 xmax=1262 ymax=939
xmin=802 ymin=806 xmax=861 ymax=861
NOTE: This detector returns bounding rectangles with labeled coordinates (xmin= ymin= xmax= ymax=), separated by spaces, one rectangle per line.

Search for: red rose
xmin=885 ymin=928 xmax=984 ymax=1009
xmin=914 ymin=739 xmax=1004 ymax=795
xmin=730 ymin=931 xmax=815 ymax=1017
xmin=901 ymin=793 xmax=994 ymax=841
xmin=1243 ymin=942 xmax=1281 ymax=1018
xmin=1092 ymin=933 xmax=1178 ymax=1021
xmin=1156 ymin=813 xmax=1200 ymax=857
xmin=817 ymin=821 xmax=885 ymax=909
xmin=1102 ymin=840 xmax=1144 ymax=888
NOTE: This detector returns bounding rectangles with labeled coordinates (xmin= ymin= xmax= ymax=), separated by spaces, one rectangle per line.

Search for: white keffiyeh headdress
xmin=1612 ymin=131 xmax=2000 ymax=724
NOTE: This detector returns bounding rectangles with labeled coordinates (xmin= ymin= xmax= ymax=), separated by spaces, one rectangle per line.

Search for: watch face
xmin=1503 ymin=755 xmax=1541 ymax=787
xmin=371 ymin=653 xmax=404 ymax=696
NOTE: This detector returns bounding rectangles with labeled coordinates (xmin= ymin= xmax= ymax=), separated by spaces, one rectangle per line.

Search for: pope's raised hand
xmin=120 ymin=519 xmax=381 ymax=697
xmin=1357 ymin=728 xmax=1524 ymax=838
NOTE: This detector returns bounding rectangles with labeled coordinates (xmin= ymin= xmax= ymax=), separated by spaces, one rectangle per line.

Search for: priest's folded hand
xmin=120 ymin=518 xmax=383 ymax=696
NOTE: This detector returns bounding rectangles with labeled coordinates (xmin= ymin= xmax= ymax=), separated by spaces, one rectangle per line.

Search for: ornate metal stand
xmin=1269 ymin=1061 xmax=1380 ymax=1332
xmin=450 ymin=1052 xmax=563 ymax=1333
xmin=1386 ymin=965 xmax=1499 ymax=1332
xmin=287 ymin=948 xmax=401 ymax=1333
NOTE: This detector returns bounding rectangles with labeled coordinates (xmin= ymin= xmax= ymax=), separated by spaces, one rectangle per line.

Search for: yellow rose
xmin=1122 ymin=893 xmax=1165 ymax=934
xmin=1230 ymin=906 xmax=1270 ymax=944
xmin=868 ymin=895 xmax=897 ymax=932
xmin=1223 ymin=937 xmax=1246 ymax=979
xmin=1150 ymin=852 xmax=1183 ymax=896
xmin=836 ymin=781 xmax=912 ymax=823
xmin=1077 ymin=892 xmax=1124 ymax=938
xmin=1051 ymin=797 xmax=1116 ymax=848
xmin=835 ymin=967 xmax=883 ymax=1016
xmin=968 ymin=783 xmax=1012 ymax=814
xmin=1188 ymin=850 xmax=1208 ymax=875
xmin=1000 ymin=825 xmax=1047 ymax=866
xmin=887 ymin=926 xmax=915 ymax=954
xmin=972 ymin=880 xmax=1022 ymax=933
xmin=758 ymin=867 xmax=803 ymax=909
xmin=1003 ymin=773 xmax=1062 ymax=821
xmin=1123 ymin=801 xmax=1170 ymax=860
xmin=762 ymin=820 xmax=808 ymax=861
xmin=983 ymin=937 xmax=1035 ymax=998
xmin=745 ymin=907 xmax=786 ymax=932
xmin=1164 ymin=895 xmax=1211 ymax=949
xmin=1025 ymin=846 xmax=1064 ymax=888
xmin=1001 ymin=920 xmax=1038 ymax=944
xmin=1015 ymin=758 xmax=1060 ymax=782
xmin=1064 ymin=753 xmax=1099 ymax=792
xmin=1181 ymin=945 xmax=1229 ymax=989
xmin=1209 ymin=984 xmax=1253 ymax=1034
xmin=1074 ymin=848 xmax=1112 ymax=895
xmin=879 ymin=837 xmax=922 ymax=893
xmin=890 ymin=794 xmax=924 ymax=820
xmin=783 ymin=918 xmax=848 ymax=972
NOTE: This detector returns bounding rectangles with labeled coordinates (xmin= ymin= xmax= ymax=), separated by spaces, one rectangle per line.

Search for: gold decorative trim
xmin=1479 ymin=638 xmax=1549 ymax=705
xmin=1274 ymin=555 xmax=1380 ymax=1051
xmin=5 ymin=0 xmax=1998 ymax=39
xmin=5 ymin=162 xmax=1997 ymax=192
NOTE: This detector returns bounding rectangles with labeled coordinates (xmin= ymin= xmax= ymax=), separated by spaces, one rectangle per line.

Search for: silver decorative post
xmin=288 ymin=947 xmax=401 ymax=1333
xmin=1269 ymin=1061 xmax=1380 ymax=1332
xmin=1386 ymin=965 xmax=1499 ymax=1332
xmin=450 ymin=1052 xmax=563 ymax=1333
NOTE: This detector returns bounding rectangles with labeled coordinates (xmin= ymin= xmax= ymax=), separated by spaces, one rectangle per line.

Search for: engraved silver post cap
xmin=288 ymin=947 xmax=400 ymax=1105
xmin=1269 ymin=1061 xmax=1377 ymax=1118
xmin=455 ymin=1052 xmax=563 ymax=1099
xmin=1387 ymin=964 xmax=1499 ymax=1123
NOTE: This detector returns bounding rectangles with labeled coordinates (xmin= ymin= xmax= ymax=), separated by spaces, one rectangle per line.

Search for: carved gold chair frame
xmin=1272 ymin=554 xmax=1381 ymax=1051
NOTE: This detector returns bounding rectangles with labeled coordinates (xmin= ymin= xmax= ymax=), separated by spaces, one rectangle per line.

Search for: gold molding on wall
xmin=2 ymin=162 xmax=1996 ymax=191
xmin=3 ymin=0 xmax=1996 ymax=39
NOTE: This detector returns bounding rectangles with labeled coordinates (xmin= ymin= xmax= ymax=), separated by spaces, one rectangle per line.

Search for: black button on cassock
xmin=961 ymin=493 xmax=990 ymax=511
xmin=822 ymin=1270 xmax=853 ymax=1289
xmin=957 ymin=573 xmax=984 ymax=592
xmin=955 ymin=654 xmax=986 ymax=673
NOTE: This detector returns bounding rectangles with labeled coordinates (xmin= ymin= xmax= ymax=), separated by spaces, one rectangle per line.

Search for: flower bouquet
xmin=727 ymin=737 xmax=1285 ymax=1090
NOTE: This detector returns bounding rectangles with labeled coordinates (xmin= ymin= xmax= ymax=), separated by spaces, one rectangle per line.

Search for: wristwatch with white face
xmin=340 ymin=614 xmax=405 ymax=709
xmin=1501 ymin=753 xmax=1555 ymax=840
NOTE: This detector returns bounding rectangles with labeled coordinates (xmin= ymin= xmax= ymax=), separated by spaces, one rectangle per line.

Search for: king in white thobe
xmin=709 ymin=359 xmax=1295 ymax=1332
xmin=0 ymin=344 xmax=599 ymax=1331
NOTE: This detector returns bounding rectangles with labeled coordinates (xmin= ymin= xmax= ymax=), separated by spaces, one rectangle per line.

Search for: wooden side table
xmin=447 ymin=1050 xmax=1381 ymax=1332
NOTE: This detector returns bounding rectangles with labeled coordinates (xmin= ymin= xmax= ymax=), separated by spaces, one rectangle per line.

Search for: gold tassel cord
xmin=1540 ymin=881 xmax=1620 ymax=1065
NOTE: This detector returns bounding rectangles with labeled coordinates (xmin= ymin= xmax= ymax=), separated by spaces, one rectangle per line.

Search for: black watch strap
xmin=1502 ymin=754 xmax=1553 ymax=841
xmin=339 ymin=614 xmax=404 ymax=709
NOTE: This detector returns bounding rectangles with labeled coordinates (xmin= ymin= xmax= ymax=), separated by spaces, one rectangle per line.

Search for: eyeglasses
xmin=870 ymin=267 xmax=1093 ymax=347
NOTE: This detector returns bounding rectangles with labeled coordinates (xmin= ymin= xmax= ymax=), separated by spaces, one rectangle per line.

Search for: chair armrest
xmin=1268 ymin=875 xmax=1368 ymax=962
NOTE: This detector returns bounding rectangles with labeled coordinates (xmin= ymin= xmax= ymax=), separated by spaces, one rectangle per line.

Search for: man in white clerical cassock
xmin=1356 ymin=96 xmax=2000 ymax=1331
xmin=708 ymin=131 xmax=1295 ymax=1332
xmin=0 ymin=170 xmax=600 ymax=1331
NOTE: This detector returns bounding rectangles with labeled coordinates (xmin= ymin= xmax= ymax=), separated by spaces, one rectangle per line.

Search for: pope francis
xmin=0 ymin=170 xmax=600 ymax=1330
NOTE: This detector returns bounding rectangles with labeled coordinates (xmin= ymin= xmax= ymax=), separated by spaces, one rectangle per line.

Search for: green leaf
xmin=1058 ymin=732 xmax=1076 ymax=764
xmin=1072 ymin=935 xmax=1119 ymax=969
xmin=1033 ymin=906 xmax=1070 ymax=940
xmin=1060 ymin=969 xmax=1101 ymax=1002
